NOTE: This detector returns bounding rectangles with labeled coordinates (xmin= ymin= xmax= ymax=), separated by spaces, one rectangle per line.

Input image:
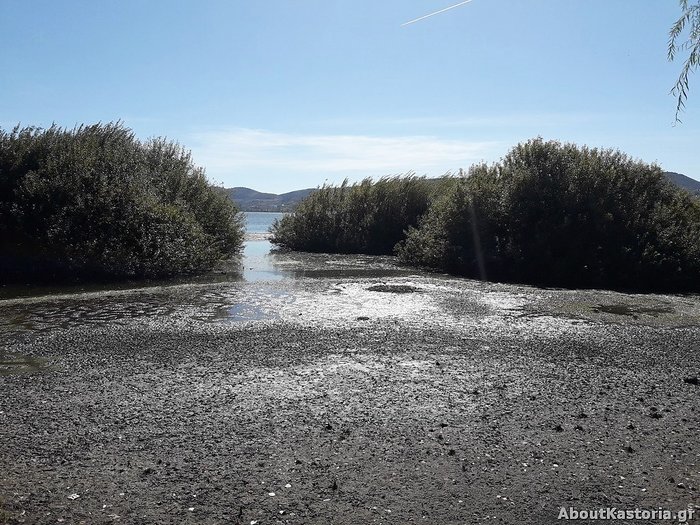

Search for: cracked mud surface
xmin=1 ymin=256 xmax=699 ymax=524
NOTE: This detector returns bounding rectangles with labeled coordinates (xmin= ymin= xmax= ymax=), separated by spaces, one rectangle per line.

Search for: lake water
xmin=245 ymin=212 xmax=283 ymax=239
xmin=242 ymin=212 xmax=285 ymax=282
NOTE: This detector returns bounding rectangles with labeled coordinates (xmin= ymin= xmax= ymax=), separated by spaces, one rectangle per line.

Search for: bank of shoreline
xmin=1 ymin=272 xmax=698 ymax=524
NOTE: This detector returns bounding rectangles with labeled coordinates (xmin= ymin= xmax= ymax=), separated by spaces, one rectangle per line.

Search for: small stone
xmin=683 ymin=376 xmax=699 ymax=385
xmin=554 ymin=424 xmax=564 ymax=432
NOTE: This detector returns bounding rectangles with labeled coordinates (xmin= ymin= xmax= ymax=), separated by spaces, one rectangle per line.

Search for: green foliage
xmin=0 ymin=123 xmax=244 ymax=282
xmin=398 ymin=139 xmax=700 ymax=291
xmin=270 ymin=176 xmax=453 ymax=255
xmin=669 ymin=0 xmax=700 ymax=121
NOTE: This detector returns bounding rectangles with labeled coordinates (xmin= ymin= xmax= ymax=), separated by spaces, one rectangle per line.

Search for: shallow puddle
xmin=0 ymin=352 xmax=49 ymax=375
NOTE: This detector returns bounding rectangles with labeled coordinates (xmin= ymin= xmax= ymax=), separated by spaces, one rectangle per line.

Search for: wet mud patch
xmin=0 ymin=352 xmax=49 ymax=375
xmin=203 ymin=302 xmax=279 ymax=322
xmin=591 ymin=303 xmax=675 ymax=319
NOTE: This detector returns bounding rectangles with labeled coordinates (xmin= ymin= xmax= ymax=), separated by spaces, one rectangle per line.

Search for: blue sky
xmin=2 ymin=0 xmax=698 ymax=192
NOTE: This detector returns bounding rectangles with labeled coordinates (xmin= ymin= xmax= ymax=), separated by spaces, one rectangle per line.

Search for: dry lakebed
xmin=1 ymin=251 xmax=699 ymax=524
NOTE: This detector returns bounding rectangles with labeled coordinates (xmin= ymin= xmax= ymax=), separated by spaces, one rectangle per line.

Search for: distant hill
xmin=226 ymin=187 xmax=315 ymax=212
xmin=665 ymin=171 xmax=700 ymax=195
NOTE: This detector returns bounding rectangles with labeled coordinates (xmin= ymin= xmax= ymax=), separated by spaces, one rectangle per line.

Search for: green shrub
xmin=0 ymin=123 xmax=244 ymax=282
xmin=398 ymin=138 xmax=700 ymax=291
xmin=270 ymin=176 xmax=454 ymax=255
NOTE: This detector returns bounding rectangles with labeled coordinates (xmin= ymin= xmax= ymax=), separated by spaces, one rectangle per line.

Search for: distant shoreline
xmin=244 ymin=232 xmax=273 ymax=241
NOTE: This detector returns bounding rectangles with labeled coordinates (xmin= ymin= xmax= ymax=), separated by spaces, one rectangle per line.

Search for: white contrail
xmin=402 ymin=0 xmax=474 ymax=26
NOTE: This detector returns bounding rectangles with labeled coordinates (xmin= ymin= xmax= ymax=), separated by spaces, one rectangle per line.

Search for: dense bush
xmin=0 ymin=123 xmax=244 ymax=282
xmin=397 ymin=138 xmax=700 ymax=291
xmin=270 ymin=176 xmax=454 ymax=254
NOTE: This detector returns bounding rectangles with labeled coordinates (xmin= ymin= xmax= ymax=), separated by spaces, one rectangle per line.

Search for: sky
xmin=1 ymin=0 xmax=699 ymax=193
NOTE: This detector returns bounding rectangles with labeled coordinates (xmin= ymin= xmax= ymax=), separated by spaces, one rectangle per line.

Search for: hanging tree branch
xmin=669 ymin=0 xmax=700 ymax=122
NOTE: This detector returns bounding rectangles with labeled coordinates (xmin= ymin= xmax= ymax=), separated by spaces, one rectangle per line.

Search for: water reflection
xmin=242 ymin=240 xmax=285 ymax=282
xmin=243 ymin=242 xmax=414 ymax=282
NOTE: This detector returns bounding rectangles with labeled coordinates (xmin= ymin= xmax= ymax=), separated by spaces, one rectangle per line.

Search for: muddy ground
xmin=0 ymin=267 xmax=699 ymax=524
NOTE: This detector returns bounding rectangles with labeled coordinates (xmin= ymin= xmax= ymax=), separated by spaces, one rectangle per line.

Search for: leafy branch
xmin=669 ymin=0 xmax=700 ymax=122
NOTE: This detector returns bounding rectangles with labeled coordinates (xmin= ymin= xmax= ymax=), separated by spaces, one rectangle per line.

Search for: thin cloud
xmin=189 ymin=128 xmax=503 ymax=186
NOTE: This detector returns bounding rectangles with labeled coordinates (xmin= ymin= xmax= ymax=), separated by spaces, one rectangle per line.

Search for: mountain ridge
xmin=225 ymin=187 xmax=315 ymax=212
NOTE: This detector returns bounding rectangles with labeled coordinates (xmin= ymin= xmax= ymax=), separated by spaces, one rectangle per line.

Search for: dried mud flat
xmin=0 ymin=272 xmax=699 ymax=525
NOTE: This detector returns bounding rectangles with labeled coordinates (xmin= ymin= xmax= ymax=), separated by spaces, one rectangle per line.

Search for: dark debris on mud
xmin=366 ymin=284 xmax=421 ymax=294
